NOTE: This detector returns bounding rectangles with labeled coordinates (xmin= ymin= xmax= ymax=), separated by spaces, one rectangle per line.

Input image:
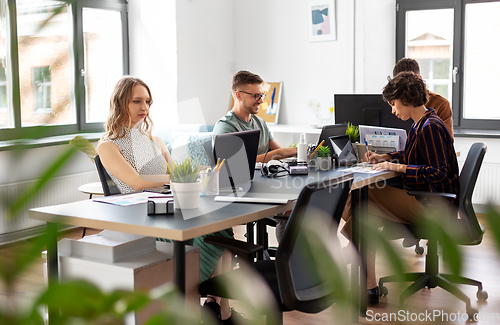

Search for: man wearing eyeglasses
xmin=213 ymin=70 xmax=297 ymax=163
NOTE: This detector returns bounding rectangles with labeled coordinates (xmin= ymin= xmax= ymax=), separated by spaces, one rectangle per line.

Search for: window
xmin=396 ymin=0 xmax=500 ymax=130
xmin=33 ymin=66 xmax=51 ymax=113
xmin=0 ymin=0 xmax=128 ymax=141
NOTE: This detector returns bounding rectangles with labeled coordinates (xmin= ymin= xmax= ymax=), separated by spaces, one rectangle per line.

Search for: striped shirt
xmin=389 ymin=109 xmax=459 ymax=203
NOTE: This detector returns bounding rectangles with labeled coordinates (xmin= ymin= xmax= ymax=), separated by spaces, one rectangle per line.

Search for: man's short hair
xmin=232 ymin=70 xmax=263 ymax=92
xmin=393 ymin=58 xmax=420 ymax=76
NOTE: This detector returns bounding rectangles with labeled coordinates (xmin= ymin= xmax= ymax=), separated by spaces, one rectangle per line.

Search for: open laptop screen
xmin=213 ymin=129 xmax=260 ymax=189
xmin=317 ymin=124 xmax=348 ymax=154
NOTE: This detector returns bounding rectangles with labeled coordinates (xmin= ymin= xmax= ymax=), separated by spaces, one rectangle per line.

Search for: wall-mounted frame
xmin=231 ymin=81 xmax=283 ymax=124
xmin=307 ymin=0 xmax=336 ymax=42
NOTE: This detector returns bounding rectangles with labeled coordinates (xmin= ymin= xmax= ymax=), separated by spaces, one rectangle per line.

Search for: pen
xmin=365 ymin=140 xmax=370 ymax=162
xmin=309 ymin=140 xmax=325 ymax=159
xmin=215 ymin=159 xmax=225 ymax=172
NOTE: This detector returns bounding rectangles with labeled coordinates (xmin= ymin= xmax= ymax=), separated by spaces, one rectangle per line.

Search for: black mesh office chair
xmin=94 ymin=154 xmax=121 ymax=196
xmin=378 ymin=142 xmax=488 ymax=317
xmin=199 ymin=175 xmax=353 ymax=325
xmin=82 ymin=154 xmax=121 ymax=237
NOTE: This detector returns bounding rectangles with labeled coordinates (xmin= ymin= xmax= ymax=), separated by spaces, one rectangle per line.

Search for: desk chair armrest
xmin=407 ymin=191 xmax=457 ymax=200
xmin=204 ymin=236 xmax=264 ymax=263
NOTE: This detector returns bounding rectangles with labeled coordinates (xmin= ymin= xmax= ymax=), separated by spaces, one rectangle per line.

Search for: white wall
xmin=233 ymin=0 xmax=355 ymax=126
xmin=174 ymin=0 xmax=396 ymax=126
xmin=176 ymin=0 xmax=235 ymax=126
xmin=128 ymin=0 xmax=178 ymax=128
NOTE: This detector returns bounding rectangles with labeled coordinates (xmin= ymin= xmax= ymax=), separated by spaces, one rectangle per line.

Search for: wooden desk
xmin=30 ymin=168 xmax=399 ymax=324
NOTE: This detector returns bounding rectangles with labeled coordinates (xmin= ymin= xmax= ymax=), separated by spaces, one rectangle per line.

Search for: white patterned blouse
xmin=103 ymin=127 xmax=168 ymax=194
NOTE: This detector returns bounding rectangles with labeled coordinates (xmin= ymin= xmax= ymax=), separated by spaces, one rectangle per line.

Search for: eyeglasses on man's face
xmin=238 ymin=90 xmax=266 ymax=101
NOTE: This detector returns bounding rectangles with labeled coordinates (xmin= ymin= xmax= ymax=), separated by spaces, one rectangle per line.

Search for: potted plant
xmin=167 ymin=157 xmax=202 ymax=209
xmin=345 ymin=122 xmax=360 ymax=143
xmin=315 ymin=145 xmax=333 ymax=171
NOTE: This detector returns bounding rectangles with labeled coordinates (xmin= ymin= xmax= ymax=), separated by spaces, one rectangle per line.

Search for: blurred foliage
xmin=69 ymin=136 xmax=98 ymax=162
xmin=484 ymin=206 xmax=500 ymax=259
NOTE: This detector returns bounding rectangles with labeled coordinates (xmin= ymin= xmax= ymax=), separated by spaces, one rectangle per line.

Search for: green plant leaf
xmin=484 ymin=206 xmax=500 ymax=258
xmin=316 ymin=145 xmax=332 ymax=157
xmin=70 ymin=135 xmax=98 ymax=162
xmin=167 ymin=157 xmax=200 ymax=183
xmin=345 ymin=122 xmax=360 ymax=143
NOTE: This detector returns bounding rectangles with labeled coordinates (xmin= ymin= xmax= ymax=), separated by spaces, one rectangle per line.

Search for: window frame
xmin=396 ymin=0 xmax=500 ymax=131
xmin=0 ymin=0 xmax=129 ymax=141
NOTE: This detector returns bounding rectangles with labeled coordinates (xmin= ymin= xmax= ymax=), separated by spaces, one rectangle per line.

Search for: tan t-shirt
xmin=426 ymin=91 xmax=454 ymax=141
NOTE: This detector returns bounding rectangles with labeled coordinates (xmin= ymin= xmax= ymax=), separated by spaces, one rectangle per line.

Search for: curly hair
xmin=231 ymin=70 xmax=264 ymax=92
xmin=382 ymin=71 xmax=428 ymax=107
xmin=102 ymin=76 xmax=154 ymax=140
xmin=393 ymin=58 xmax=420 ymax=76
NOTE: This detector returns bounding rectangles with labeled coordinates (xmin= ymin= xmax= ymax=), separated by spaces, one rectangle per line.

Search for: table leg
xmin=173 ymin=240 xmax=186 ymax=295
xmin=351 ymin=189 xmax=360 ymax=323
xmin=359 ymin=186 xmax=368 ymax=317
xmin=47 ymin=222 xmax=59 ymax=324
xmin=256 ymin=220 xmax=266 ymax=261
xmin=246 ymin=222 xmax=254 ymax=244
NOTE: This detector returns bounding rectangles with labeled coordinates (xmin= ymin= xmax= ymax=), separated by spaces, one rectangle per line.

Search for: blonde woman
xmin=97 ymin=76 xmax=173 ymax=191
xmin=98 ymin=76 xmax=242 ymax=324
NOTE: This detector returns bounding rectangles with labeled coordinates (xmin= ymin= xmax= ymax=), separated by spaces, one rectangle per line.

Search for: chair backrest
xmin=458 ymin=142 xmax=487 ymax=242
xmin=276 ymin=174 xmax=353 ymax=313
xmin=203 ymin=140 xmax=216 ymax=166
xmin=94 ymin=154 xmax=121 ymax=196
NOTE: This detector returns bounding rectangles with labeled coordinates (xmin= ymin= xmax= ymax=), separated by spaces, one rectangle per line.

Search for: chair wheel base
xmin=467 ymin=306 xmax=478 ymax=320
xmin=477 ymin=290 xmax=488 ymax=301
xmin=380 ymin=285 xmax=388 ymax=297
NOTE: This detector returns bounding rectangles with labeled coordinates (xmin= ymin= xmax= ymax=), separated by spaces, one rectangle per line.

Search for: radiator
xmin=0 ymin=172 xmax=99 ymax=236
xmin=470 ymin=162 xmax=500 ymax=205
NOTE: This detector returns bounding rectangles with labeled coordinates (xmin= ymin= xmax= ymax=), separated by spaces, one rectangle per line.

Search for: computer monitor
xmin=359 ymin=125 xmax=407 ymax=151
xmin=212 ymin=129 xmax=260 ymax=189
xmin=334 ymin=94 xmax=413 ymax=133
xmin=316 ymin=123 xmax=348 ymax=154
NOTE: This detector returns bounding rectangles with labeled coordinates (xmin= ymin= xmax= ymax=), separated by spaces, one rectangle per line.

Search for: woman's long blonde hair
xmin=102 ymin=76 xmax=154 ymax=140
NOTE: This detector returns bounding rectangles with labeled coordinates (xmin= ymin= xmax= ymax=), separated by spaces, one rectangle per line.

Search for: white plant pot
xmin=170 ymin=181 xmax=202 ymax=210
xmin=316 ymin=157 xmax=332 ymax=171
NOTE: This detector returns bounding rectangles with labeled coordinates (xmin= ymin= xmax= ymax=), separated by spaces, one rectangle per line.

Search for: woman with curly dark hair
xmin=341 ymin=71 xmax=459 ymax=304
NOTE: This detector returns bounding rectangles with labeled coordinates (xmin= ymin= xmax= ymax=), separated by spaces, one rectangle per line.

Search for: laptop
xmin=317 ymin=124 xmax=348 ymax=154
xmin=213 ymin=129 xmax=260 ymax=190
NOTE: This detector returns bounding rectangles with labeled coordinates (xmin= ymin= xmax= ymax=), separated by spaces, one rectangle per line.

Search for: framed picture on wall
xmin=307 ymin=0 xmax=336 ymax=42
xmin=230 ymin=82 xmax=283 ymax=124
